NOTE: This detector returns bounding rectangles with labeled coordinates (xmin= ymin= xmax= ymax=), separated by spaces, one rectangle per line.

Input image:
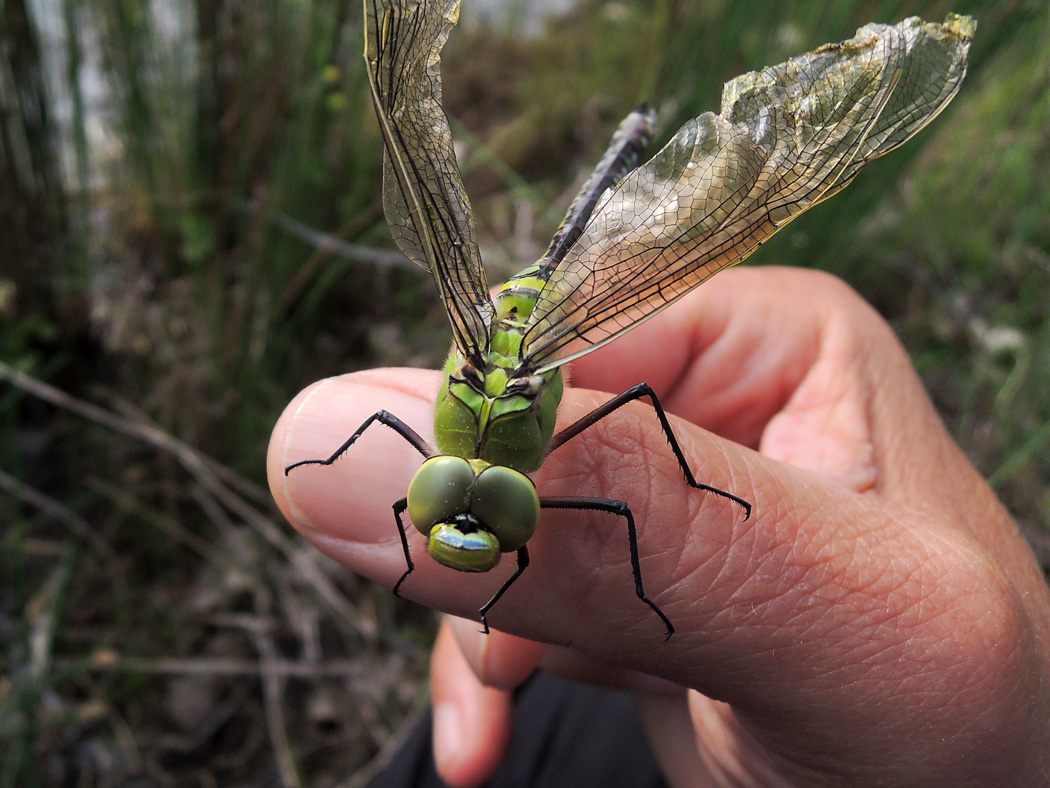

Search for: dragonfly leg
xmin=284 ymin=409 xmax=433 ymax=474
xmin=392 ymin=497 xmax=415 ymax=596
xmin=541 ymin=496 xmax=674 ymax=640
xmin=548 ymin=382 xmax=751 ymax=520
xmin=478 ymin=547 xmax=530 ymax=635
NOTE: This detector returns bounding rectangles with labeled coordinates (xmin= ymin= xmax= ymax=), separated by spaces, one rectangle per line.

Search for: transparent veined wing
xmin=364 ymin=0 xmax=494 ymax=364
xmin=518 ymin=15 xmax=974 ymax=373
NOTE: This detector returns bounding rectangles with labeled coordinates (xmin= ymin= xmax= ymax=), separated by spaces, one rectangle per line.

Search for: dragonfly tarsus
xmin=541 ymin=496 xmax=674 ymax=640
xmin=548 ymin=382 xmax=752 ymax=520
xmin=478 ymin=547 xmax=530 ymax=635
xmin=284 ymin=409 xmax=433 ymax=475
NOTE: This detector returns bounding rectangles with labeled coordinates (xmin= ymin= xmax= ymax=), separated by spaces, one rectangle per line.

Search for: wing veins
xmin=365 ymin=0 xmax=493 ymax=363
xmin=517 ymin=16 xmax=972 ymax=373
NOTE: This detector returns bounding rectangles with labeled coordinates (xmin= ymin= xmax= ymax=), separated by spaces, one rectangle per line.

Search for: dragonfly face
xmin=286 ymin=0 xmax=974 ymax=636
xmin=407 ymin=455 xmax=541 ymax=572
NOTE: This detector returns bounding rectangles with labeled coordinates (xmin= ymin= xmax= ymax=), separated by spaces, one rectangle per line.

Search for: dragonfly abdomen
xmin=492 ymin=106 xmax=658 ymax=333
xmin=543 ymin=106 xmax=657 ymax=267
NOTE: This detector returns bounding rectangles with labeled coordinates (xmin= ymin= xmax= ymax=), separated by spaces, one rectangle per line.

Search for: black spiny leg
xmin=392 ymin=498 xmax=415 ymax=596
xmin=284 ymin=409 xmax=433 ymax=474
xmin=477 ymin=547 xmax=530 ymax=635
xmin=548 ymin=382 xmax=751 ymax=519
xmin=284 ymin=410 xmax=433 ymax=601
xmin=542 ymin=496 xmax=674 ymax=640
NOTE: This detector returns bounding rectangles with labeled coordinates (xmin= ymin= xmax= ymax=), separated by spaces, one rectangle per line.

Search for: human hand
xmin=268 ymin=267 xmax=1050 ymax=787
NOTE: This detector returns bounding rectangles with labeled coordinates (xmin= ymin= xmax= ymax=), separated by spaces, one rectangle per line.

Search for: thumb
xmin=267 ymin=365 xmax=771 ymax=647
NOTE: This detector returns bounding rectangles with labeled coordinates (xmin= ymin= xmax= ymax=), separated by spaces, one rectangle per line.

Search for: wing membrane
xmin=365 ymin=0 xmax=493 ymax=363
xmin=519 ymin=15 xmax=974 ymax=372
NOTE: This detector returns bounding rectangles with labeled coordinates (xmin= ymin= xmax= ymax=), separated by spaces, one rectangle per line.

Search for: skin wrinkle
xmin=678 ymin=454 xmax=783 ymax=621
xmin=685 ymin=528 xmax=812 ymax=682
xmin=695 ymin=495 xmax=1001 ymax=732
xmin=581 ymin=388 xmax=737 ymax=534
xmin=680 ymin=523 xmax=738 ymax=622
xmin=690 ymin=495 xmax=792 ymax=640
xmin=743 ymin=531 xmax=1041 ymax=783
xmin=809 ymin=525 xmax=947 ymax=674
xmin=750 ymin=656 xmax=1007 ymax=786
xmin=917 ymin=581 xmax=1013 ymax=696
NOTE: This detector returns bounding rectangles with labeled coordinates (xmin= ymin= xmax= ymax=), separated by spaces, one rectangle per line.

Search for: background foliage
xmin=2 ymin=0 xmax=1047 ymax=784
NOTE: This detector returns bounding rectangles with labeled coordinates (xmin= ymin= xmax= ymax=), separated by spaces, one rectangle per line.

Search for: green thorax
xmin=434 ymin=263 xmax=562 ymax=473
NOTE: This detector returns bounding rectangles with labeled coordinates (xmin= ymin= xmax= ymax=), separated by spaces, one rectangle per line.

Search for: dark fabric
xmin=367 ymin=672 xmax=668 ymax=788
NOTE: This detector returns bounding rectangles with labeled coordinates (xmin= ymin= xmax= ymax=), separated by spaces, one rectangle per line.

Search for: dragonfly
xmin=287 ymin=0 xmax=974 ymax=639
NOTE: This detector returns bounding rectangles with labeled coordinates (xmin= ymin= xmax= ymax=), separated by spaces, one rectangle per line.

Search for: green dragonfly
xmin=288 ymin=0 xmax=974 ymax=638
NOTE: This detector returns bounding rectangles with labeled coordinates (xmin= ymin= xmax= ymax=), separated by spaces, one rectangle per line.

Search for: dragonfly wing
xmin=365 ymin=0 xmax=494 ymax=363
xmin=519 ymin=15 xmax=974 ymax=373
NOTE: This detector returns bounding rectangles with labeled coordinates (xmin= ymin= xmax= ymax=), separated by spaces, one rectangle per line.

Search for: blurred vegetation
xmin=1 ymin=0 xmax=1047 ymax=784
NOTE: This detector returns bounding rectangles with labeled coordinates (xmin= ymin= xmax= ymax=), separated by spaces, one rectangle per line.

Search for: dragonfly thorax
xmin=407 ymin=456 xmax=540 ymax=572
xmin=434 ymin=351 xmax=563 ymax=473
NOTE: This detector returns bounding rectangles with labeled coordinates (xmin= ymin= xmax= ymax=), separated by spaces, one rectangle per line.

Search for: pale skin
xmin=268 ymin=267 xmax=1050 ymax=787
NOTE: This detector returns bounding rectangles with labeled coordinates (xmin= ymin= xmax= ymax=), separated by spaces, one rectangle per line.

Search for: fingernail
xmin=433 ymin=702 xmax=462 ymax=768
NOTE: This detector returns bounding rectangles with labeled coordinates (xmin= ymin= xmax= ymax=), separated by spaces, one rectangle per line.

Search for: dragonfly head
xmin=407 ymin=456 xmax=540 ymax=573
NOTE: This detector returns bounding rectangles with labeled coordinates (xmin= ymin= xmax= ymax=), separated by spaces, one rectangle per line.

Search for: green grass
xmin=1 ymin=0 xmax=1048 ymax=784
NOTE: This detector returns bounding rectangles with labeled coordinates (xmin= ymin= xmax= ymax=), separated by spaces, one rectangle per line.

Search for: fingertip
xmin=447 ymin=616 xmax=546 ymax=690
xmin=265 ymin=369 xmax=440 ymax=583
xmin=432 ymin=620 xmax=515 ymax=787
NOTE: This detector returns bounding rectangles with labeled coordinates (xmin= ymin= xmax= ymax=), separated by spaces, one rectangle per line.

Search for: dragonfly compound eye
xmin=472 ymin=465 xmax=540 ymax=552
xmin=406 ymin=456 xmax=475 ymax=534
xmin=405 ymin=457 xmax=540 ymax=573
